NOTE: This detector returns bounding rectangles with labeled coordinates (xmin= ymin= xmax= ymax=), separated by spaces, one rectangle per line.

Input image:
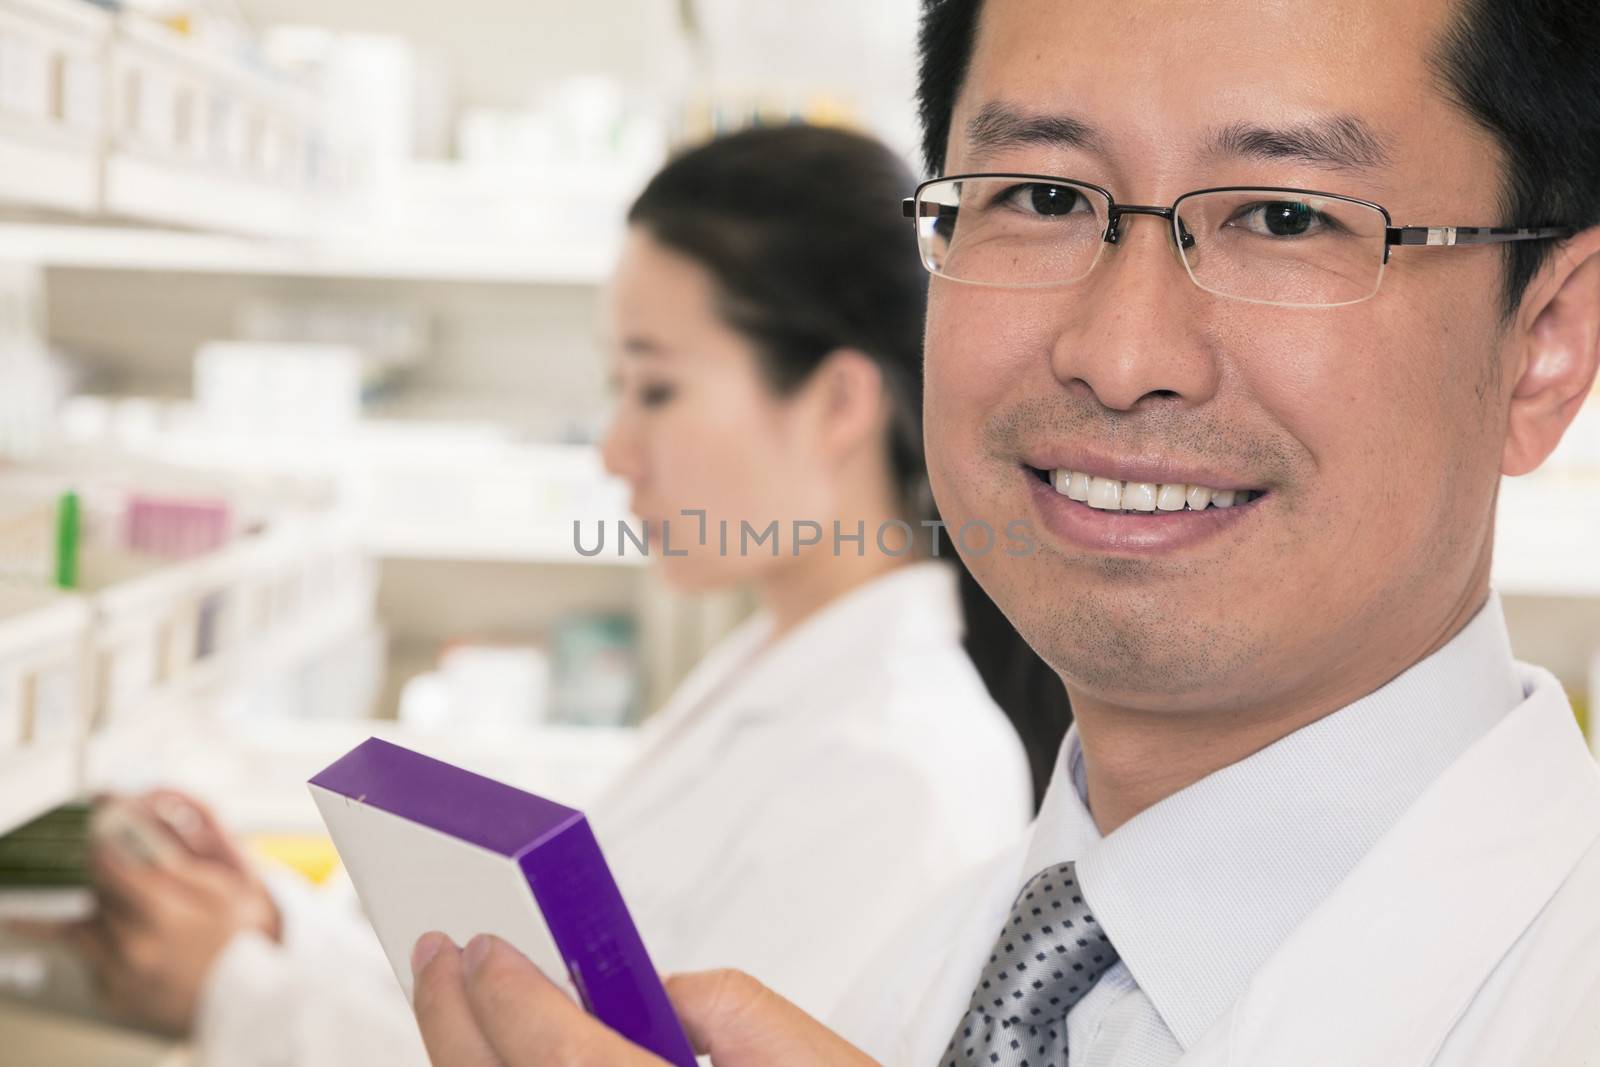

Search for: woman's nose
xmin=600 ymin=406 xmax=642 ymax=484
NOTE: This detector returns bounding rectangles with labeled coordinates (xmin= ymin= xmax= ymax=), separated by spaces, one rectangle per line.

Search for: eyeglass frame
xmin=901 ymin=172 xmax=1575 ymax=298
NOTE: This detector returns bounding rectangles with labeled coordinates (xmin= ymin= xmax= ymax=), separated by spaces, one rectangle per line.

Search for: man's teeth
xmin=1050 ymin=470 xmax=1259 ymax=512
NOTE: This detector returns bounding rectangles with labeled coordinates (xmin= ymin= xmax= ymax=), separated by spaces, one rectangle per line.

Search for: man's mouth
xmin=1027 ymin=466 xmax=1267 ymax=514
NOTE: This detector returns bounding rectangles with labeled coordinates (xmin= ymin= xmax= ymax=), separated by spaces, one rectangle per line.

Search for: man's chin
xmin=1010 ymin=591 xmax=1268 ymax=709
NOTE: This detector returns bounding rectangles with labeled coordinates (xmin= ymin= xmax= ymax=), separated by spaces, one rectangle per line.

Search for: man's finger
xmin=665 ymin=970 xmax=879 ymax=1067
xmin=411 ymin=932 xmax=504 ymax=1067
xmin=462 ymin=935 xmax=666 ymax=1067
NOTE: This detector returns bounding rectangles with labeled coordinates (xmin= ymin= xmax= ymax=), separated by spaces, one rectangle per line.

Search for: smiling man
xmin=407 ymin=1 xmax=1600 ymax=1064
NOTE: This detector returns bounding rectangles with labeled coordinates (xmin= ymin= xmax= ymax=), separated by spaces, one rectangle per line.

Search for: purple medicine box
xmin=308 ymin=737 xmax=697 ymax=1067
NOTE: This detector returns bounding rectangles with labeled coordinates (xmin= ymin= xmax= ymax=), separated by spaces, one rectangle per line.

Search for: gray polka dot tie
xmin=941 ymin=862 xmax=1119 ymax=1067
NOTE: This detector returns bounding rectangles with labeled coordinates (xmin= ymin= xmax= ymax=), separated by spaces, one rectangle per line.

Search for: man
xmin=408 ymin=0 xmax=1600 ymax=1063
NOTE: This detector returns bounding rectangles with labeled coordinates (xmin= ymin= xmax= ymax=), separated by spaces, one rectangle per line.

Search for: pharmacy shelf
xmin=100 ymin=157 xmax=313 ymax=241
xmin=0 ymin=222 xmax=616 ymax=285
xmin=1493 ymin=475 xmax=1600 ymax=598
xmin=160 ymin=717 xmax=641 ymax=837
xmin=0 ymin=125 xmax=98 ymax=215
xmin=363 ymin=527 xmax=649 ymax=567
xmin=60 ymin=423 xmax=644 ymax=566
xmin=0 ymin=738 xmax=78 ymax=843
xmin=83 ymin=559 xmax=376 ymax=787
xmin=0 ymin=999 xmax=189 ymax=1067
xmin=0 ymin=0 xmax=111 ymax=215
xmin=0 ymin=472 xmax=376 ymax=835
xmin=0 ymin=589 xmax=93 ymax=838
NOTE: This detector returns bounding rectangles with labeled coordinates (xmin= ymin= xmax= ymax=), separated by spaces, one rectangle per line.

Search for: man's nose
xmin=1047 ymin=212 xmax=1222 ymax=412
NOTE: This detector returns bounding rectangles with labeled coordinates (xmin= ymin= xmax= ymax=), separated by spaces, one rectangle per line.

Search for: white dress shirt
xmin=194 ymin=560 xmax=1033 ymax=1067
xmin=834 ymin=594 xmax=1536 ymax=1066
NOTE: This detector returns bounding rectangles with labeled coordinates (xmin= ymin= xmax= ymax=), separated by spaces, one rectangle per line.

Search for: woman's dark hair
xmin=916 ymin=0 xmax=1600 ymax=318
xmin=629 ymin=124 xmax=1070 ymax=808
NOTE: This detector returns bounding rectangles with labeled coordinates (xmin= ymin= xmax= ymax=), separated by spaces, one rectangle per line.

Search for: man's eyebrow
xmin=963 ymin=102 xmax=1107 ymax=164
xmin=1206 ymin=117 xmax=1394 ymax=174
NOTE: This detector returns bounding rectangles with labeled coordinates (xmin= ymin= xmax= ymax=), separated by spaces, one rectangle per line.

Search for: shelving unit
xmin=0 ymin=0 xmax=112 ymax=215
xmin=0 ymin=503 xmax=375 ymax=838
xmin=0 ymin=588 xmax=92 ymax=836
xmin=0 ymin=222 xmax=618 ymax=286
xmin=0 ymin=998 xmax=189 ymax=1067
xmin=144 ymin=715 xmax=641 ymax=837
xmin=1493 ymin=474 xmax=1600 ymax=598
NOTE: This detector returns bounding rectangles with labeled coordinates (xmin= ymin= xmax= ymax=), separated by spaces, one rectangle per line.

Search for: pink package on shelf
xmin=124 ymin=495 xmax=232 ymax=559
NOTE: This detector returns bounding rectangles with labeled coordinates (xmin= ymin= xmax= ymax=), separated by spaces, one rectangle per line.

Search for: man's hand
xmin=410 ymin=933 xmax=880 ymax=1067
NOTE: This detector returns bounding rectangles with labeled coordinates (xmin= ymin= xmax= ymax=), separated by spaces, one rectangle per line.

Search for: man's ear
xmin=1503 ymin=227 xmax=1600 ymax=477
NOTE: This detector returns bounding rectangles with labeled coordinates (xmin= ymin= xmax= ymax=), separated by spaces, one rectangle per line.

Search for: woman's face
xmin=600 ymin=228 xmax=836 ymax=590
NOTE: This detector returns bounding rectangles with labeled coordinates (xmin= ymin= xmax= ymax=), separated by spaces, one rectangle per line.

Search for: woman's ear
xmin=804 ymin=348 xmax=889 ymax=462
xmin=1503 ymin=227 xmax=1600 ymax=477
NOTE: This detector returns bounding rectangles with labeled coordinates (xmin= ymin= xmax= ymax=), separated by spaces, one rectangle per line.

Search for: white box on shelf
xmin=195 ymin=341 xmax=364 ymax=436
xmin=81 ymin=547 xmax=194 ymax=728
xmin=103 ymin=16 xmax=316 ymax=237
xmin=0 ymin=583 xmax=91 ymax=835
xmin=361 ymin=438 xmax=638 ymax=565
xmin=0 ymin=0 xmax=111 ymax=214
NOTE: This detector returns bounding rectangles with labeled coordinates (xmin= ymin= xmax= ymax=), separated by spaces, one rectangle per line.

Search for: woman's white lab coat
xmin=193 ymin=560 xmax=1033 ymax=1067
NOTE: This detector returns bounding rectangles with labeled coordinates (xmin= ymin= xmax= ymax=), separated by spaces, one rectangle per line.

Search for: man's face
xmin=927 ymin=0 xmax=1516 ymax=721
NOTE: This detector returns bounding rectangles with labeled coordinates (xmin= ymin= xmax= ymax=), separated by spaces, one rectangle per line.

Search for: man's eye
xmin=1234 ymin=201 xmax=1332 ymax=238
xmin=999 ymin=183 xmax=1087 ymax=217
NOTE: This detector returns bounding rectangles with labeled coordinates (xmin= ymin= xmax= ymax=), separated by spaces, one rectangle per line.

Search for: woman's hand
xmin=48 ymin=791 xmax=282 ymax=1036
xmin=410 ymin=933 xmax=880 ymax=1067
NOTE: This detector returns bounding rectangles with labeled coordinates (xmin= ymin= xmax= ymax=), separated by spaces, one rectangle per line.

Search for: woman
xmin=72 ymin=125 xmax=1072 ymax=1065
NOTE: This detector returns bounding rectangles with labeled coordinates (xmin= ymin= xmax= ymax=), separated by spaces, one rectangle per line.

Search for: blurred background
xmin=0 ymin=0 xmax=1595 ymax=1060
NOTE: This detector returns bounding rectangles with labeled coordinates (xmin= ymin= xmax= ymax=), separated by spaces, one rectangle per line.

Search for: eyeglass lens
xmin=915 ymin=178 xmax=1389 ymax=307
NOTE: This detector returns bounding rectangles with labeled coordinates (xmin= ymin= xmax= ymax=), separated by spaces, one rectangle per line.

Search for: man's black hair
xmin=916 ymin=0 xmax=1600 ymax=315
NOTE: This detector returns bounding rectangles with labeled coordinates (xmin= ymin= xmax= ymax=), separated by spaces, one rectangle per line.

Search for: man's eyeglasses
xmin=902 ymin=174 xmax=1575 ymax=308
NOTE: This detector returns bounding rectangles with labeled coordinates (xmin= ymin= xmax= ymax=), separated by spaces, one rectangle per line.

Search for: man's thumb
xmin=663 ymin=970 xmax=878 ymax=1066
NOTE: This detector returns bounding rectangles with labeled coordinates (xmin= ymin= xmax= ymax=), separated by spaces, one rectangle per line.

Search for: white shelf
xmin=0 ymin=999 xmax=189 ymax=1067
xmin=164 ymin=718 xmax=641 ymax=836
xmin=101 ymin=156 xmax=313 ymax=240
xmin=0 ymin=738 xmax=78 ymax=841
xmin=0 ymin=125 xmax=98 ymax=215
xmin=364 ymin=528 xmax=649 ymax=567
xmin=0 ymin=221 xmax=616 ymax=285
xmin=60 ymin=424 xmax=644 ymax=566
xmin=83 ymin=549 xmax=377 ymax=787
xmin=0 ymin=588 xmax=93 ymax=837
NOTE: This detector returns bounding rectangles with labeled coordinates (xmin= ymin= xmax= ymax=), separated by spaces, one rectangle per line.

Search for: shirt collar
xmin=1020 ymin=593 xmax=1523 ymax=1049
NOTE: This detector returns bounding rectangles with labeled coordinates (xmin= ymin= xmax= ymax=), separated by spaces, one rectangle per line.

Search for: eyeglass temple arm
xmin=903 ymin=199 xmax=956 ymax=219
xmin=1387 ymin=225 xmax=1574 ymax=247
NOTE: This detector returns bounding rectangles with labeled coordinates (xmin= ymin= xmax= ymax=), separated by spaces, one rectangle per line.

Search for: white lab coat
xmin=589 ymin=560 xmax=1033 ymax=1020
xmin=195 ymin=560 xmax=1033 ymax=1066
xmin=836 ymin=663 xmax=1600 ymax=1066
